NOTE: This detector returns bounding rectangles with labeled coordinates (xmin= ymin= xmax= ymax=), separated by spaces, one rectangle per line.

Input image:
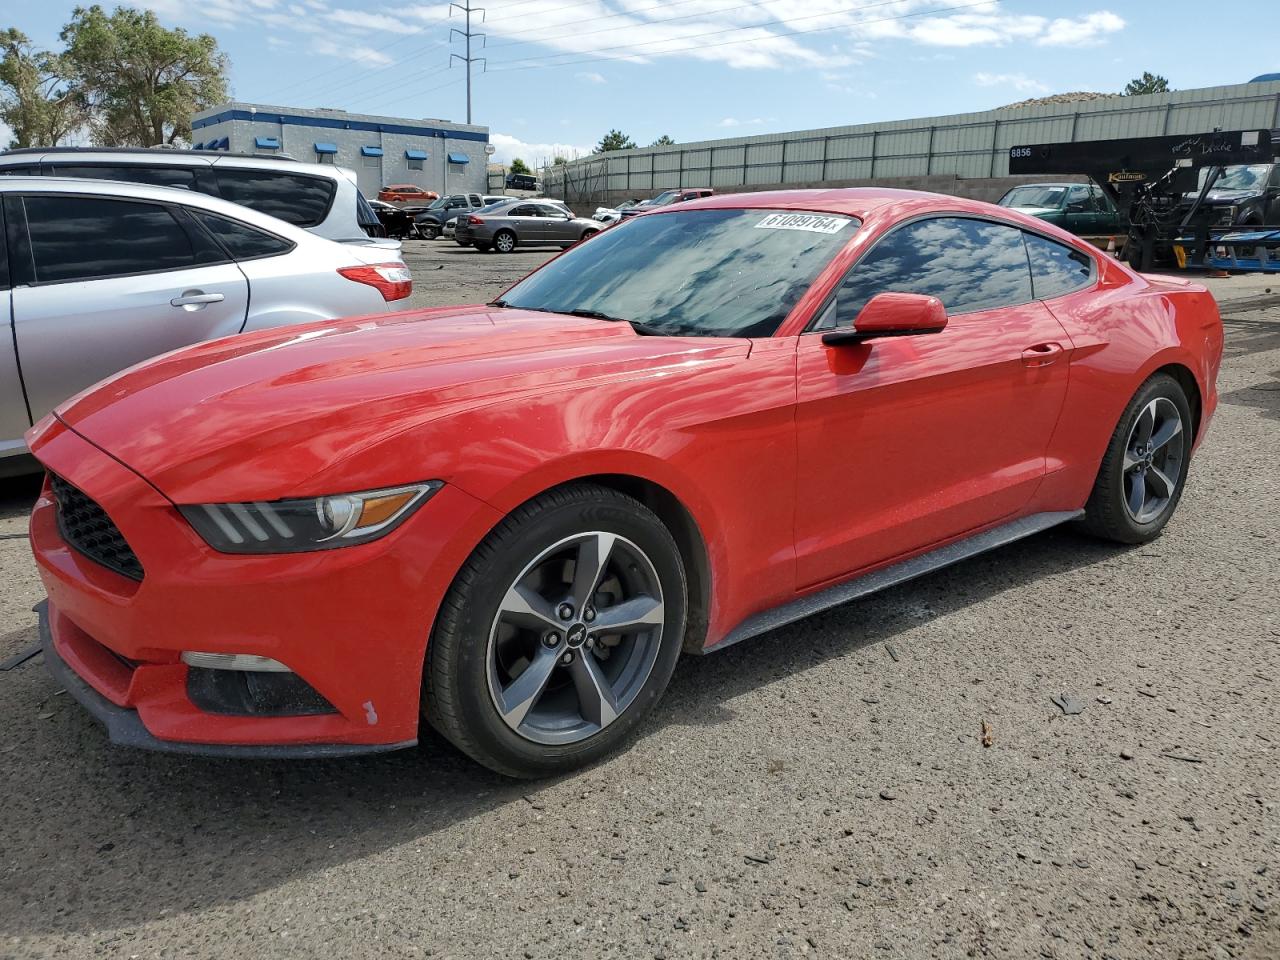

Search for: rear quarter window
xmin=213 ymin=168 xmax=336 ymax=227
xmin=48 ymin=164 xmax=198 ymax=190
xmin=1024 ymin=232 xmax=1095 ymax=300
xmin=192 ymin=211 xmax=295 ymax=260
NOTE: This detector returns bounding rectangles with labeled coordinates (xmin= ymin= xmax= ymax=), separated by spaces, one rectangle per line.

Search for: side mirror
xmin=821 ymin=292 xmax=948 ymax=346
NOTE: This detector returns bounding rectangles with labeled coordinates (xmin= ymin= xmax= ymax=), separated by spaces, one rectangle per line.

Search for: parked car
xmin=0 ymin=176 xmax=411 ymax=469
xmin=369 ymin=198 xmax=417 ymax=239
xmin=0 ymin=147 xmax=397 ymax=250
xmin=594 ymin=199 xmax=641 ymax=223
xmin=413 ymin=193 xmax=489 ymax=239
xmin=998 ymin=182 xmax=1125 ymax=235
xmin=505 ymin=173 xmax=541 ymax=192
xmin=455 ymin=197 xmax=571 ymax=246
xmin=27 ymin=188 xmax=1221 ymax=777
xmin=1184 ymin=163 xmax=1280 ymax=226
xmin=456 ymin=199 xmax=601 ymax=252
xmin=378 ymin=183 xmax=439 ymax=204
xmin=617 ymin=187 xmax=714 ymax=219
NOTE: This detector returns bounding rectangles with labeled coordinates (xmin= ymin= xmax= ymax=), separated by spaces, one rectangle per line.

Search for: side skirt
xmin=702 ymin=510 xmax=1084 ymax=655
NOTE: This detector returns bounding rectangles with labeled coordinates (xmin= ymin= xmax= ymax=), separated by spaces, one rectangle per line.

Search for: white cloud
xmin=323 ymin=8 xmax=421 ymax=33
xmin=718 ymin=117 xmax=770 ymax=128
xmin=1037 ymin=11 xmax=1125 ymax=46
xmin=575 ymin=71 xmax=607 ymax=84
xmin=309 ymin=38 xmax=394 ymax=66
xmin=489 ymin=132 xmax=592 ymax=165
xmin=974 ymin=71 xmax=1049 ymax=94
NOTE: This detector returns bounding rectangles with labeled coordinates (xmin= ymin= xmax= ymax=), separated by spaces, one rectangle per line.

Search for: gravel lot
xmin=0 ymin=242 xmax=1276 ymax=959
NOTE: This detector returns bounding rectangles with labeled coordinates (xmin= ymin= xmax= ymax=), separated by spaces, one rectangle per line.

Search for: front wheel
xmin=420 ymin=224 xmax=440 ymax=240
xmin=425 ymin=484 xmax=687 ymax=777
xmin=1079 ymin=373 xmax=1193 ymax=544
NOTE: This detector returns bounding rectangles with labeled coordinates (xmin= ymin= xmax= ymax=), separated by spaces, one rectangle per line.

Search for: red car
xmin=27 ymin=189 xmax=1222 ymax=777
xmin=377 ymin=184 xmax=438 ymax=204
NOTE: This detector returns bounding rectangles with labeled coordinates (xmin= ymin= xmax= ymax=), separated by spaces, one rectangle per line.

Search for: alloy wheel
xmin=486 ymin=532 xmax=665 ymax=745
xmin=1122 ymin=396 xmax=1185 ymax=524
xmin=496 ymin=233 xmax=515 ymax=252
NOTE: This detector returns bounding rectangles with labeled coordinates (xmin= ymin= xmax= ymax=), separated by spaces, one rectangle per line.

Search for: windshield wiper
xmin=566 ymin=309 xmax=669 ymax=337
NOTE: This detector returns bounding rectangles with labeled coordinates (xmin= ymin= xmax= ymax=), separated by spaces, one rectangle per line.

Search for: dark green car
xmin=998 ymin=182 xmax=1125 ymax=236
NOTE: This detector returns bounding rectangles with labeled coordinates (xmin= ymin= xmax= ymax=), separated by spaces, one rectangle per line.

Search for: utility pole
xmin=450 ymin=1 xmax=485 ymax=125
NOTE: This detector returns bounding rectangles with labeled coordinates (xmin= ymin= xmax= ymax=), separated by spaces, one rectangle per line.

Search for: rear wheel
xmin=494 ymin=230 xmax=517 ymax=253
xmin=1079 ymin=373 xmax=1192 ymax=544
xmin=425 ymin=484 xmax=686 ymax=778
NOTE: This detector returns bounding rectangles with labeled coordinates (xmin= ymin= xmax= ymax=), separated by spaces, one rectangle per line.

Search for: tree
xmin=0 ymin=29 xmax=84 ymax=148
xmin=60 ymin=5 xmax=228 ymax=146
xmin=552 ymin=155 xmax=568 ymax=166
xmin=508 ymin=157 xmax=531 ymax=175
xmin=595 ymin=128 xmax=636 ymax=152
xmin=1123 ymin=72 xmax=1170 ymax=96
xmin=649 ymin=135 xmax=676 ymax=147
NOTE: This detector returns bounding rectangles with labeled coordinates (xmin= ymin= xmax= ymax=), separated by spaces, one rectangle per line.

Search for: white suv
xmin=0 ymin=147 xmax=394 ymax=250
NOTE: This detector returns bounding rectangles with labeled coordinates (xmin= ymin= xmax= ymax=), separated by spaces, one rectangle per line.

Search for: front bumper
xmin=37 ymin=601 xmax=412 ymax=758
xmin=29 ymin=417 xmax=502 ymax=757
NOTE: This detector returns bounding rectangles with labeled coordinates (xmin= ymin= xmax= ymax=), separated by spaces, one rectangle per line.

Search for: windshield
xmin=497 ymin=208 xmax=858 ymax=338
xmin=648 ymin=190 xmax=681 ymax=207
xmin=426 ymin=197 xmax=449 ymax=210
xmin=1198 ymin=164 xmax=1271 ymax=192
xmin=1002 ymin=185 xmax=1068 ymax=209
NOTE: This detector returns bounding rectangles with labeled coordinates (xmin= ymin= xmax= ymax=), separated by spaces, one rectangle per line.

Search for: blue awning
xmin=193 ymin=142 xmax=205 ymax=150
xmin=360 ymin=145 xmax=383 ymax=157
xmin=447 ymin=152 xmax=470 ymax=164
xmin=405 ymin=149 xmax=429 ymax=161
xmin=314 ymin=141 xmax=338 ymax=154
xmin=212 ymin=137 xmax=229 ymax=150
xmin=254 ymin=136 xmax=280 ymax=149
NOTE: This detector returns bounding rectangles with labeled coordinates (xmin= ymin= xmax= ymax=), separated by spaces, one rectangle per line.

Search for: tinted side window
xmin=23 ymin=195 xmax=204 ymax=283
xmin=834 ymin=217 xmax=1033 ymax=324
xmin=0 ymin=165 xmax=39 ymax=176
xmin=1024 ymin=232 xmax=1095 ymax=300
xmin=213 ymin=169 xmax=336 ymax=227
xmin=50 ymin=164 xmax=197 ymax=190
xmin=192 ymin=211 xmax=294 ymax=260
xmin=510 ymin=205 xmax=537 ymax=217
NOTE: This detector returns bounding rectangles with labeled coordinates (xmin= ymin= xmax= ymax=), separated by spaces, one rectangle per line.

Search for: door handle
xmin=170 ymin=291 xmax=224 ymax=309
xmin=1021 ymin=342 xmax=1064 ymax=367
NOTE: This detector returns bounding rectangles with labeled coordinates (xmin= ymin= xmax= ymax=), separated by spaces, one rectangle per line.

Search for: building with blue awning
xmin=191 ymin=101 xmax=490 ymax=196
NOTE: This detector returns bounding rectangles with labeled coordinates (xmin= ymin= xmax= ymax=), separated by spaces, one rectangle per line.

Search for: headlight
xmin=180 ymin=482 xmax=442 ymax=554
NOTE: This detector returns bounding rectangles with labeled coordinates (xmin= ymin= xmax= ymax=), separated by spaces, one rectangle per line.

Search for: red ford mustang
xmin=27 ymin=189 xmax=1223 ymax=777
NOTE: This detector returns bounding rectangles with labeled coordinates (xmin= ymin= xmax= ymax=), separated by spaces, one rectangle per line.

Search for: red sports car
xmin=27 ymin=189 xmax=1223 ymax=777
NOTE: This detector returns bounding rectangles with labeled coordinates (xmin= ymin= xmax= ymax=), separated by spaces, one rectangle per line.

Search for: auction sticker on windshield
xmin=754 ymin=213 xmax=851 ymax=234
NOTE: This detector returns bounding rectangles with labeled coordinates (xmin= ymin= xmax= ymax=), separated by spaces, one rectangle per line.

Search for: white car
xmin=0 ymin=147 xmax=399 ymax=254
xmin=0 ymin=176 xmax=412 ymax=469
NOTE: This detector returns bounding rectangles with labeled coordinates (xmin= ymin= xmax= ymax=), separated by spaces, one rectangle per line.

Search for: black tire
xmin=581 ymin=228 xmax=598 ymax=241
xmin=421 ymin=224 xmax=440 ymax=240
xmin=425 ymin=484 xmax=687 ymax=778
xmin=1078 ymin=373 xmax=1193 ymax=544
xmin=493 ymin=230 xmax=517 ymax=253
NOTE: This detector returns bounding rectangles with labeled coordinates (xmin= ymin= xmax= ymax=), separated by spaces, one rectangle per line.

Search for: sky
xmin=4 ymin=0 xmax=1276 ymax=164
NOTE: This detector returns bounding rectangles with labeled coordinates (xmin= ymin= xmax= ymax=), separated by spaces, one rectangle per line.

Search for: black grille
xmin=50 ymin=474 xmax=144 ymax=581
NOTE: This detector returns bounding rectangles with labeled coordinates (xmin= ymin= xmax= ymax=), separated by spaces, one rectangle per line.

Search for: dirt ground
xmin=0 ymin=241 xmax=1276 ymax=959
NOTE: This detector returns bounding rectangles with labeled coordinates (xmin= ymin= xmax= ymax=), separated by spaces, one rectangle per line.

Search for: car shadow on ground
xmin=1220 ymin=366 xmax=1280 ymax=422
xmin=0 ymin=522 xmax=1126 ymax=937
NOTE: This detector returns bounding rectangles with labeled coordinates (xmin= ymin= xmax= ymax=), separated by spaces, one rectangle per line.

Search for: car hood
xmin=1009 ymin=206 xmax=1063 ymax=218
xmin=1181 ymin=190 xmax=1257 ymax=204
xmin=54 ymin=306 xmax=749 ymax=503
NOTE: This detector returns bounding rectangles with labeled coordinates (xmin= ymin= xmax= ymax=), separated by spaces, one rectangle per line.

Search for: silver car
xmin=0 ymin=177 xmax=413 ymax=469
xmin=455 ymin=199 xmax=601 ymax=253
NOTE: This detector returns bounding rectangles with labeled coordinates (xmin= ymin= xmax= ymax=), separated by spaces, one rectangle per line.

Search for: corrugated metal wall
xmin=548 ymin=80 xmax=1280 ymax=201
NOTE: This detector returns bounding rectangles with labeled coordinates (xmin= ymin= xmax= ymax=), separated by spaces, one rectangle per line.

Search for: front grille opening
xmin=49 ymin=474 xmax=145 ymax=581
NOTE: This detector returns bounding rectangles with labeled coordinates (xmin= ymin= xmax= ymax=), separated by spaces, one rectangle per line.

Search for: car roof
xmin=668 ymin=187 xmax=1020 ymax=220
xmin=0 ymin=147 xmax=352 ymax=182
xmin=0 ymin=175 xmax=319 ymax=241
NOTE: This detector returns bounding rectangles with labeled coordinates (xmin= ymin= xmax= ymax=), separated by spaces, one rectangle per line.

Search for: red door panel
xmin=793 ymin=300 xmax=1073 ymax=588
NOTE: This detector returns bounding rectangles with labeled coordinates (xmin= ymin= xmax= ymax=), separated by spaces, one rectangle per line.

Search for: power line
xmin=450 ymin=0 xmax=487 ymax=124
xmin=263 ymin=28 xmax=441 ymax=105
